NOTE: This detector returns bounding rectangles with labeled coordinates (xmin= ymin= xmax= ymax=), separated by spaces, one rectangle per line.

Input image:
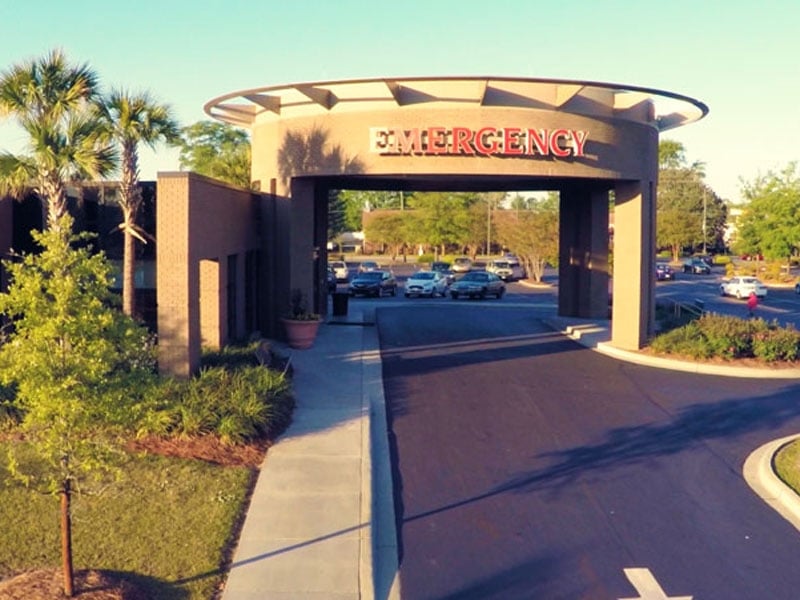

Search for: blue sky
xmin=2 ymin=0 xmax=798 ymax=203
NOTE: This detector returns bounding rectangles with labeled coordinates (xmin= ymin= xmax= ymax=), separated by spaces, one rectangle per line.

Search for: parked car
xmin=326 ymin=266 xmax=337 ymax=293
xmin=358 ymin=260 xmax=379 ymax=273
xmin=329 ymin=260 xmax=349 ymax=281
xmin=404 ymin=270 xmax=448 ymax=297
xmin=655 ymin=263 xmax=675 ymax=281
xmin=486 ymin=259 xmax=515 ymax=281
xmin=430 ymin=261 xmax=455 ymax=284
xmin=796 ymin=282 xmax=800 ymax=295
xmin=720 ymin=276 xmax=767 ymax=299
xmin=449 ymin=271 xmax=505 ymax=299
xmin=683 ymin=258 xmax=711 ymax=274
xmin=452 ymin=257 xmax=472 ymax=273
xmin=348 ymin=270 xmax=397 ymax=297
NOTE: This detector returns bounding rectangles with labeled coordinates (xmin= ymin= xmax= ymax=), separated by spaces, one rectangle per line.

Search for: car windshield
xmin=358 ymin=272 xmax=383 ymax=281
xmin=461 ymin=272 xmax=488 ymax=282
xmin=741 ymin=277 xmax=758 ymax=284
xmin=493 ymin=261 xmax=510 ymax=268
xmin=432 ymin=262 xmax=450 ymax=270
xmin=411 ymin=272 xmax=435 ymax=280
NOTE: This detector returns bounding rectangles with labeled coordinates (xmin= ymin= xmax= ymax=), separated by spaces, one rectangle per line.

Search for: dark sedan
xmin=449 ymin=271 xmax=505 ymax=299
xmin=655 ymin=263 xmax=675 ymax=281
xmin=683 ymin=258 xmax=711 ymax=274
xmin=347 ymin=270 xmax=397 ymax=297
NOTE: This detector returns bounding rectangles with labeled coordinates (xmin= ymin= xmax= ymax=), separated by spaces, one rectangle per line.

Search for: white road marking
xmin=619 ymin=568 xmax=693 ymax=600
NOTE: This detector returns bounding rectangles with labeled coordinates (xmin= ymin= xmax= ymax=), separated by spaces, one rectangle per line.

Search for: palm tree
xmin=0 ymin=49 xmax=116 ymax=234
xmin=100 ymin=89 xmax=180 ymax=317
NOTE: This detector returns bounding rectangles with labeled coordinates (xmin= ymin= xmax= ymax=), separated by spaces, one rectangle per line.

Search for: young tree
xmin=177 ymin=120 xmax=251 ymax=188
xmin=0 ymin=215 xmax=156 ymax=597
xmin=736 ymin=162 xmax=800 ymax=265
xmin=363 ymin=211 xmax=413 ymax=259
xmin=0 ymin=49 xmax=116 ymax=233
xmin=494 ymin=195 xmax=559 ymax=282
xmin=100 ymin=89 xmax=180 ymax=317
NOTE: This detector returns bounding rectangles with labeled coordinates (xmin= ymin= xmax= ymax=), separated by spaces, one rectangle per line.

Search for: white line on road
xmin=619 ymin=568 xmax=693 ymax=600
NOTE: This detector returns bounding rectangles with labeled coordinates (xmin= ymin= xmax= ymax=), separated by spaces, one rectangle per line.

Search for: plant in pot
xmin=281 ymin=288 xmax=321 ymax=349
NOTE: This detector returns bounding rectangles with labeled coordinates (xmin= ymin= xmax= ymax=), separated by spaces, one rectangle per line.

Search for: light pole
xmin=486 ymin=197 xmax=492 ymax=255
xmin=702 ymin=188 xmax=707 ymax=254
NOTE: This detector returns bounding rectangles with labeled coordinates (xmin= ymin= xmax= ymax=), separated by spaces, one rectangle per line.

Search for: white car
xmin=404 ymin=270 xmax=448 ymax=297
xmin=486 ymin=259 xmax=514 ymax=281
xmin=329 ymin=261 xmax=349 ymax=281
xmin=720 ymin=276 xmax=767 ymax=299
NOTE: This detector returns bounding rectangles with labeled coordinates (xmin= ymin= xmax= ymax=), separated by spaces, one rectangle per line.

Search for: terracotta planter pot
xmin=281 ymin=317 xmax=321 ymax=349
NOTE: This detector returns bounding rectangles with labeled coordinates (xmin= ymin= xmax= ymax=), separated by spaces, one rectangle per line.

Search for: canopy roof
xmin=205 ymin=76 xmax=707 ymax=132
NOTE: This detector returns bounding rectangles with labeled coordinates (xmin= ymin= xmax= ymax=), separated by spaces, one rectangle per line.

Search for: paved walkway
xmin=221 ymin=307 xmax=800 ymax=599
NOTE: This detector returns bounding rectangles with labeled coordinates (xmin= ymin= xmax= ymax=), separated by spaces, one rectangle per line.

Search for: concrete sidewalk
xmin=221 ymin=303 xmax=399 ymax=600
xmin=222 ymin=308 xmax=800 ymax=599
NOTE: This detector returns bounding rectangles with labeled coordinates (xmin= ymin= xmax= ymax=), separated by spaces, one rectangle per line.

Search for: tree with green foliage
xmin=657 ymin=140 xmax=725 ymax=261
xmin=494 ymin=194 xmax=559 ymax=281
xmin=363 ymin=211 xmax=415 ymax=259
xmin=0 ymin=215 xmax=156 ymax=597
xmin=0 ymin=49 xmax=116 ymax=233
xmin=736 ymin=162 xmax=800 ymax=264
xmin=100 ymin=89 xmax=181 ymax=317
xmin=408 ymin=191 xmax=478 ymax=256
xmin=334 ymin=189 xmax=408 ymax=233
xmin=177 ymin=120 xmax=251 ymax=188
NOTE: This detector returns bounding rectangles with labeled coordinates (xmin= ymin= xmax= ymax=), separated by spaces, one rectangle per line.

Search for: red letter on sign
xmin=396 ymin=129 xmax=422 ymax=154
xmin=503 ymin=128 xmax=523 ymax=155
xmin=527 ymin=129 xmax=548 ymax=155
xmin=571 ymin=130 xmax=588 ymax=156
xmin=475 ymin=127 xmax=499 ymax=155
xmin=426 ymin=127 xmax=448 ymax=154
xmin=452 ymin=127 xmax=474 ymax=155
xmin=549 ymin=129 xmax=570 ymax=157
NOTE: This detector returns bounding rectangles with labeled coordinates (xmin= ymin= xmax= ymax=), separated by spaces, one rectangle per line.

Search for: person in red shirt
xmin=747 ymin=291 xmax=758 ymax=317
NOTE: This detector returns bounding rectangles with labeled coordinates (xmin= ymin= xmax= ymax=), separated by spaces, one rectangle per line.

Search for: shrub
xmin=139 ymin=365 xmax=294 ymax=444
xmin=649 ymin=312 xmax=800 ymax=364
xmin=695 ymin=314 xmax=760 ymax=359
xmin=752 ymin=326 xmax=800 ymax=362
xmin=649 ymin=321 xmax=713 ymax=359
xmin=714 ymin=255 xmax=732 ymax=266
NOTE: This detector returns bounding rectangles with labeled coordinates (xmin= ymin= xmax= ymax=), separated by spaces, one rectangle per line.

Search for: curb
xmin=743 ymin=434 xmax=800 ymax=532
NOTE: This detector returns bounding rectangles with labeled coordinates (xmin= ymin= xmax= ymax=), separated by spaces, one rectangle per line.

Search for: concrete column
xmin=612 ymin=180 xmax=656 ymax=349
xmin=289 ymin=178 xmax=317 ymax=316
xmin=558 ymin=186 xmax=610 ymax=318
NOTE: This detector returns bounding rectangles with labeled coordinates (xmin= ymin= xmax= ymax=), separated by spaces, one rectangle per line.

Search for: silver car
xmin=449 ymin=271 xmax=505 ymax=299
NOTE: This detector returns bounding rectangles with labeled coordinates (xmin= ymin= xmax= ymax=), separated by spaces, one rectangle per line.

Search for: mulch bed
xmin=0 ymin=569 xmax=149 ymax=600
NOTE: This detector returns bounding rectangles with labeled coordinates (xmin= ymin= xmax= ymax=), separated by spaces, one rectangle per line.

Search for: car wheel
xmin=451 ymin=292 xmax=459 ymax=299
xmin=720 ymin=287 xmax=726 ymax=296
xmin=391 ymin=286 xmax=396 ymax=296
xmin=479 ymin=289 xmax=487 ymax=299
xmin=497 ymin=288 xmax=505 ymax=299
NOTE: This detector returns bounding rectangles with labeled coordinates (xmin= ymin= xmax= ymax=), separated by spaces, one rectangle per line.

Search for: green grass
xmin=0 ymin=441 xmax=253 ymax=600
xmin=775 ymin=439 xmax=800 ymax=494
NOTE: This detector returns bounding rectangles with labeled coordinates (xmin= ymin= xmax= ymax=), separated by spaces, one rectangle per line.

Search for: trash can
xmin=332 ymin=292 xmax=349 ymax=316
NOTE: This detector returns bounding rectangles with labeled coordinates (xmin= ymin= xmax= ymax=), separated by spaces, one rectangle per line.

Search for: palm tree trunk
xmin=123 ymin=228 xmax=136 ymax=317
xmin=60 ymin=480 xmax=74 ymax=597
